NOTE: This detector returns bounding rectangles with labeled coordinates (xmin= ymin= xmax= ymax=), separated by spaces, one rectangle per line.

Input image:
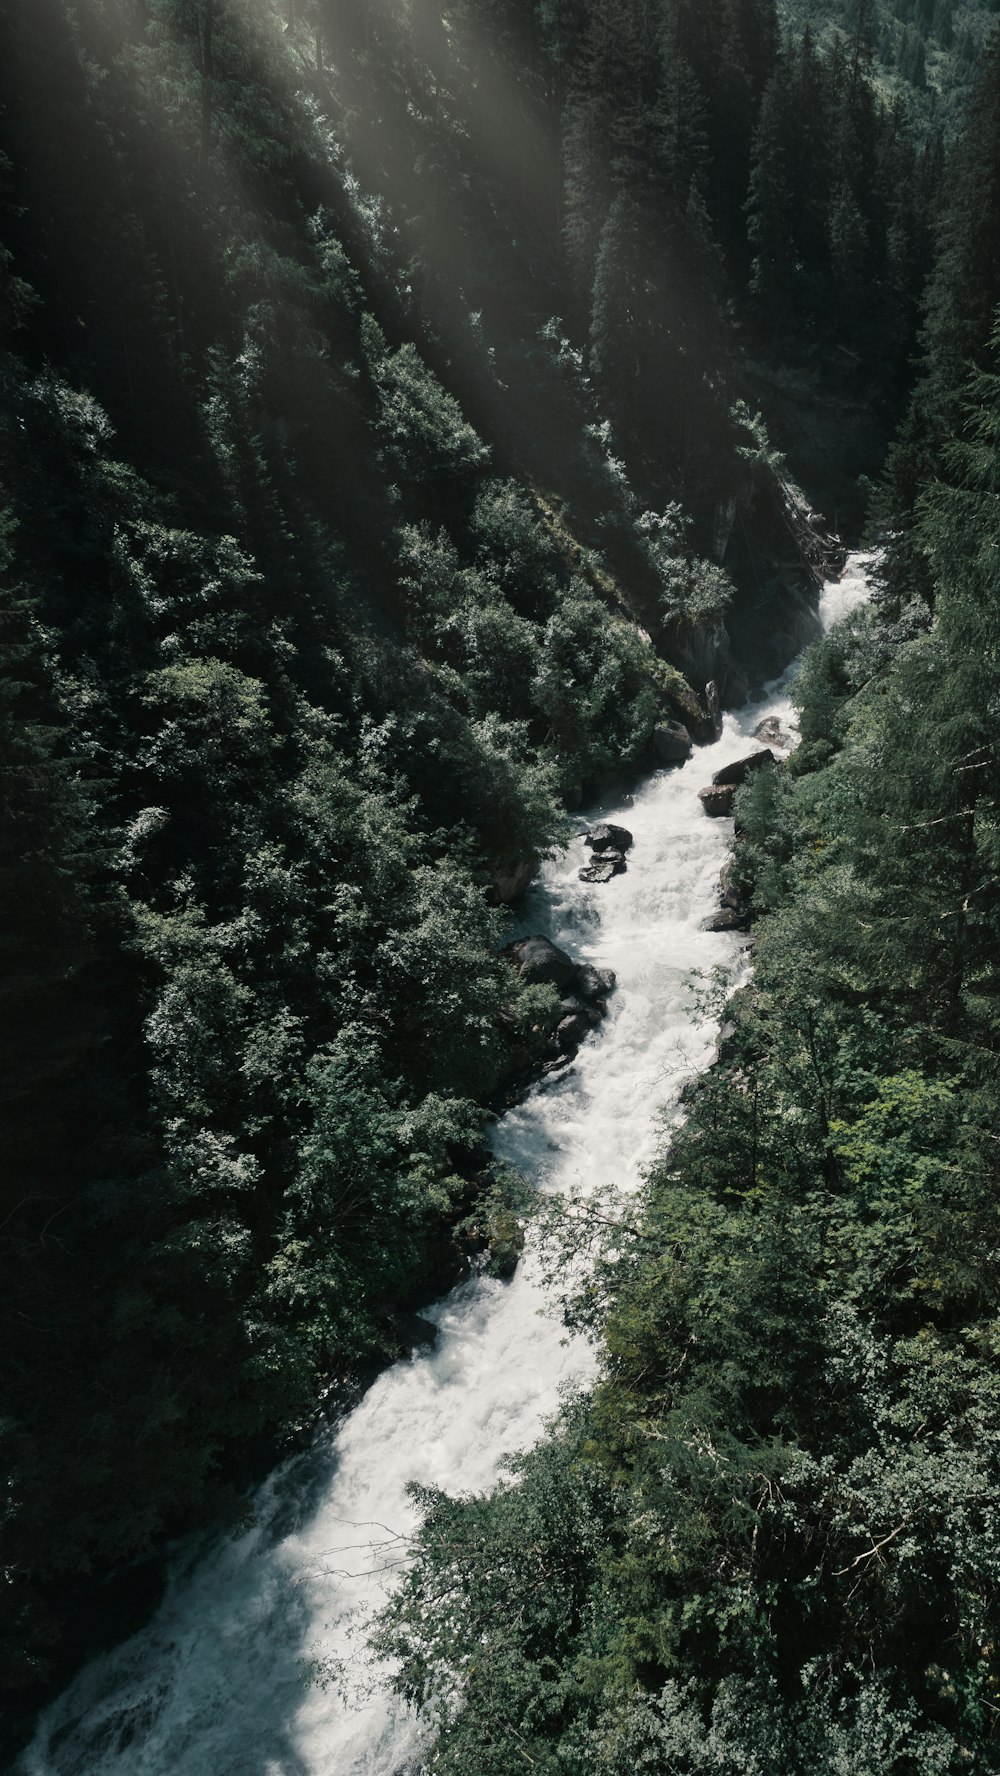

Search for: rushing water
xmin=18 ymin=555 xmax=874 ymax=1776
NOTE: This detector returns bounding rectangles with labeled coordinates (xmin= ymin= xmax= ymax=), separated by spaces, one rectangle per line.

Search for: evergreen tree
xmin=881 ymin=28 xmax=1000 ymax=597
xmin=0 ymin=512 xmax=105 ymax=1226
xmin=747 ymin=32 xmax=831 ymax=327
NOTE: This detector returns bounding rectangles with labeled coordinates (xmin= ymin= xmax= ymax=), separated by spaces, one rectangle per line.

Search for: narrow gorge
xmin=18 ymin=560 xmax=874 ymax=1776
xmin=4 ymin=0 xmax=1000 ymax=1768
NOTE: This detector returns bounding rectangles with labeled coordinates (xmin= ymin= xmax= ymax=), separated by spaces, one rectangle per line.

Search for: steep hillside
xmin=0 ymin=0 xmax=954 ymax=1714
xmin=377 ymin=35 xmax=1000 ymax=1775
xmin=780 ymin=0 xmax=1000 ymax=131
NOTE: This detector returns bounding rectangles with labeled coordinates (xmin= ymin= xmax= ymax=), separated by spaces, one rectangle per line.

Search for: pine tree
xmin=589 ymin=191 xmax=644 ymax=389
xmin=863 ymin=319 xmax=1000 ymax=1037
xmin=881 ymin=29 xmax=1000 ymax=562
xmin=0 ymin=511 xmax=105 ymax=1206
xmin=933 ymin=0 xmax=954 ymax=49
xmin=746 ymin=32 xmax=830 ymax=328
xmin=900 ymin=23 xmax=928 ymax=85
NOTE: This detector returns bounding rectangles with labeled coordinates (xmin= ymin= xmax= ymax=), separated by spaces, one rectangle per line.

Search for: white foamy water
xmin=18 ymin=555 xmax=874 ymax=1776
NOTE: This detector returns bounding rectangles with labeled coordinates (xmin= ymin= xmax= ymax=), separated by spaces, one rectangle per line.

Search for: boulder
xmin=379 ymin=1308 xmax=438 ymax=1352
xmin=712 ymin=749 xmax=775 ymax=789
xmin=704 ymin=680 xmax=723 ymax=741
xmin=490 ymin=855 xmax=536 ymax=905
xmin=559 ymin=994 xmax=603 ymax=1028
xmin=753 ymin=715 xmax=794 ymax=751
xmin=575 ymin=963 xmax=617 ymax=1001
xmin=706 ymin=907 xmax=752 ymax=933
xmin=505 ymin=935 xmax=578 ymax=991
xmin=584 ymin=823 xmax=633 ymax=854
xmin=580 ymin=854 xmax=626 ymax=883
xmin=653 ymin=721 xmax=693 ymax=766
xmin=698 ymin=784 xmax=735 ymax=818
xmin=556 ymin=1010 xmax=591 ymax=1053
xmin=719 ymin=860 xmax=748 ymax=913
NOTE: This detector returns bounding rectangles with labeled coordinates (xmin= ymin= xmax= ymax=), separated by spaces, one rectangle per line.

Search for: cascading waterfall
xmin=18 ymin=555 xmax=875 ymax=1776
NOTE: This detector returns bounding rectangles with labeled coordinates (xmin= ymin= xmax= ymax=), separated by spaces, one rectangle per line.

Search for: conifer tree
xmin=747 ymin=32 xmax=830 ymax=327
xmin=0 ymin=512 xmax=105 ymax=1208
xmin=881 ymin=29 xmax=1000 ymax=585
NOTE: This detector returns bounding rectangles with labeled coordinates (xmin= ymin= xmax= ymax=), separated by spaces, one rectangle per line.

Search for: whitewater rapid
xmin=18 ymin=555 xmax=874 ymax=1776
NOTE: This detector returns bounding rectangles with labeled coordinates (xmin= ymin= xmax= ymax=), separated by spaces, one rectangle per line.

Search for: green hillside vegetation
xmin=0 ymin=0 xmax=992 ymax=1736
xmin=780 ymin=0 xmax=1000 ymax=132
xmin=375 ymin=37 xmax=1000 ymax=1773
xmin=0 ymin=0 xmax=805 ymax=1701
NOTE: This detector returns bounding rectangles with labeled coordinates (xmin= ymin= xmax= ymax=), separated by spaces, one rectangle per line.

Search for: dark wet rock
xmin=584 ymin=823 xmax=633 ymax=854
xmin=541 ymin=1053 xmax=574 ymax=1078
xmin=379 ymin=1308 xmax=438 ymax=1352
xmin=653 ymin=721 xmax=693 ymax=766
xmin=579 ymin=853 xmax=626 ymax=883
xmin=753 ymin=715 xmax=794 ymax=751
xmin=720 ymin=860 xmax=750 ymax=914
xmin=498 ymin=942 xmax=618 ymax=1092
xmin=575 ymin=963 xmax=617 ymax=1000
xmin=698 ymin=784 xmax=735 ymax=818
xmin=557 ymin=1010 xmax=592 ymax=1052
xmin=688 ymin=679 xmax=724 ymax=744
xmin=712 ymin=748 xmax=776 ymax=788
xmin=560 ymin=993 xmax=604 ymax=1027
xmin=706 ymin=907 xmax=753 ymax=933
xmin=489 ymin=855 xmax=536 ymax=906
xmin=705 ymin=680 xmax=723 ymax=741
xmin=505 ymin=935 xmax=578 ymax=991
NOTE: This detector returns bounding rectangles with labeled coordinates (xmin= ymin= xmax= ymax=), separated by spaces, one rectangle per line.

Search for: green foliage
xmin=0 ymin=0 xmax=667 ymax=1682
xmin=0 ymin=0 xmax=986 ymax=1725
xmin=375 ymin=333 xmax=1000 ymax=1771
xmin=879 ymin=30 xmax=1000 ymax=596
xmin=780 ymin=0 xmax=999 ymax=134
xmin=638 ymin=506 xmax=735 ymax=627
xmin=535 ymin=581 xmax=661 ymax=790
xmin=363 ymin=316 xmax=492 ymax=486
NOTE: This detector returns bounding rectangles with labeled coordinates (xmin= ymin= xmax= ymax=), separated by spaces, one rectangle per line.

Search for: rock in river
xmin=580 ymin=852 xmax=626 ymax=884
xmin=575 ymin=962 xmax=617 ymax=1000
xmin=653 ymin=721 xmax=693 ymax=765
xmin=698 ymin=784 xmax=735 ymax=818
xmin=504 ymin=939 xmax=618 ymax=1066
xmin=489 ymin=854 xmax=536 ymax=905
xmin=560 ymin=993 xmax=603 ymax=1028
xmin=504 ymin=935 xmax=578 ymax=991
xmin=753 ymin=715 xmax=794 ymax=751
xmin=556 ymin=1010 xmax=592 ymax=1052
xmin=706 ymin=906 xmax=752 ymax=933
xmin=711 ymin=748 xmax=775 ymax=788
xmin=719 ymin=859 xmax=745 ymax=912
xmin=584 ymin=823 xmax=633 ymax=854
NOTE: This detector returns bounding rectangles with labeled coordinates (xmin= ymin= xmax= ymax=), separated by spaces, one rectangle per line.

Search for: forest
xmin=781 ymin=0 xmax=1000 ymax=128
xmin=1 ymin=0 xmax=999 ymax=1767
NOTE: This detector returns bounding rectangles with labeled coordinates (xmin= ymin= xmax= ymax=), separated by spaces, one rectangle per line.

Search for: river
xmin=17 ymin=555 xmax=874 ymax=1776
